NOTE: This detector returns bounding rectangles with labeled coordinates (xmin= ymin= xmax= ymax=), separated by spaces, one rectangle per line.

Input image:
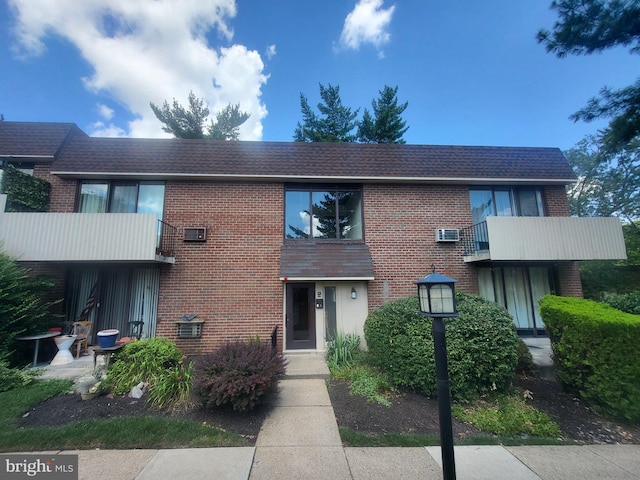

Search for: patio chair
xmin=71 ymin=321 xmax=92 ymax=358
xmin=127 ymin=320 xmax=144 ymax=340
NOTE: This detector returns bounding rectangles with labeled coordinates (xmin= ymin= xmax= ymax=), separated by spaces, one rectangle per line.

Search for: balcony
xmin=0 ymin=211 xmax=176 ymax=263
xmin=461 ymin=216 xmax=627 ymax=263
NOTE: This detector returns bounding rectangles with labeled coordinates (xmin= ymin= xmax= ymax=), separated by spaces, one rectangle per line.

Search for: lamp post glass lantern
xmin=417 ymin=280 xmax=456 ymax=316
xmin=415 ymin=268 xmax=458 ymax=480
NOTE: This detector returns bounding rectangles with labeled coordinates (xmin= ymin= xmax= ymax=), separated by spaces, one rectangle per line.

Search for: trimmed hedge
xmin=540 ymin=295 xmax=640 ymax=423
xmin=364 ymin=292 xmax=518 ymax=401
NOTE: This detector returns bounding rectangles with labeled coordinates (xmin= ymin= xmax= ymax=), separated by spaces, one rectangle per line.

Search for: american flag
xmin=77 ymin=282 xmax=97 ymax=322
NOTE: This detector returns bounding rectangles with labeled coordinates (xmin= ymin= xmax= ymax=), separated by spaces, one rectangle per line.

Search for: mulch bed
xmin=327 ymin=375 xmax=640 ymax=444
xmin=17 ymin=392 xmax=270 ymax=444
xmin=17 ymin=375 xmax=640 ymax=445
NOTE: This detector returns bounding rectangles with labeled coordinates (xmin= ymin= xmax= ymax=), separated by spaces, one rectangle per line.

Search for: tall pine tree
xmin=150 ymin=91 xmax=250 ymax=140
xmin=294 ymin=84 xmax=359 ymax=142
xmin=357 ymin=85 xmax=409 ymax=144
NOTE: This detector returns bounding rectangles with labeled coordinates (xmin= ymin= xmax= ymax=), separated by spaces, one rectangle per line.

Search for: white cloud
xmin=266 ymin=44 xmax=276 ymax=60
xmin=88 ymin=121 xmax=127 ymax=137
xmin=96 ymin=103 xmax=114 ymax=120
xmin=339 ymin=0 xmax=395 ymax=56
xmin=8 ymin=0 xmax=268 ymax=140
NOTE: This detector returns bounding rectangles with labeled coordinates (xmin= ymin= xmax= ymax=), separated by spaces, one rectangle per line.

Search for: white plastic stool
xmin=50 ymin=334 xmax=77 ymax=365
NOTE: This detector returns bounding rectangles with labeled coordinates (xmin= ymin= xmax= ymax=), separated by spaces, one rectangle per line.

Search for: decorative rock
xmin=130 ymin=382 xmax=148 ymax=399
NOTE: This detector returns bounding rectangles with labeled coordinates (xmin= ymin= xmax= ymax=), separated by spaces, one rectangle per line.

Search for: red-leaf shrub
xmin=194 ymin=340 xmax=287 ymax=411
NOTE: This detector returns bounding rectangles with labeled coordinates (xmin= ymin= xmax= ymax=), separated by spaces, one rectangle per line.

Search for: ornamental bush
xmin=364 ymin=292 xmax=518 ymax=401
xmin=105 ymin=338 xmax=194 ymax=410
xmin=603 ymin=291 xmax=640 ymax=315
xmin=194 ymin=339 xmax=287 ymax=412
xmin=0 ymin=249 xmax=59 ymax=367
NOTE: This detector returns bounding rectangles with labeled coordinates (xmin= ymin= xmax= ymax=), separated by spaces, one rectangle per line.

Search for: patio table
xmin=16 ymin=331 xmax=60 ymax=367
xmin=93 ymin=343 xmax=125 ymax=372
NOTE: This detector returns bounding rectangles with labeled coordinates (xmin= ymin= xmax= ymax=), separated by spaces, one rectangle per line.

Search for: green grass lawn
xmin=0 ymin=379 xmax=250 ymax=452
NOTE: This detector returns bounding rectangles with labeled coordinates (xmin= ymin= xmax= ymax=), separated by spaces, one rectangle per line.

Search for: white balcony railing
xmin=0 ymin=211 xmax=175 ymax=263
xmin=462 ymin=216 xmax=627 ymax=262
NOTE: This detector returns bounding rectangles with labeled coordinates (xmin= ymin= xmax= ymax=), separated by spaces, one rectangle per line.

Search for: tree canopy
xmin=294 ymin=84 xmax=359 ymax=142
xmin=565 ymin=135 xmax=640 ymax=225
xmin=294 ymin=83 xmax=409 ymax=143
xmin=150 ymin=91 xmax=250 ymax=140
xmin=357 ymin=85 xmax=409 ymax=144
xmin=206 ymin=104 xmax=250 ymax=141
xmin=538 ymin=0 xmax=640 ymax=151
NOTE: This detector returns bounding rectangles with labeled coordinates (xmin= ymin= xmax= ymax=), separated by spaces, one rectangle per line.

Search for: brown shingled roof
xmin=280 ymin=242 xmax=375 ymax=279
xmin=51 ymin=136 xmax=575 ymax=184
xmin=0 ymin=122 xmax=87 ymax=160
xmin=0 ymin=121 xmax=575 ymax=184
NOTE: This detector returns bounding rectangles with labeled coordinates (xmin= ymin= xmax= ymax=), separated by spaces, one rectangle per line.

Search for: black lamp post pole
xmin=432 ymin=316 xmax=456 ymax=480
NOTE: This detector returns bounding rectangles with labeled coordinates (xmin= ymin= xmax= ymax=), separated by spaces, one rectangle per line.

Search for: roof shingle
xmin=0 ymin=122 xmax=576 ymax=184
xmin=0 ymin=122 xmax=86 ymax=160
xmin=280 ymin=242 xmax=375 ymax=279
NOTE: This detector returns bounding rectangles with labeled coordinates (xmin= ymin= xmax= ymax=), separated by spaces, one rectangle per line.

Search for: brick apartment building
xmin=0 ymin=122 xmax=627 ymax=354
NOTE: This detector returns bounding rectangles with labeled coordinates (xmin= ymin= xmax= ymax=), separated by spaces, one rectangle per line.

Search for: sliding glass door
xmin=66 ymin=267 xmax=159 ymax=341
xmin=478 ymin=266 xmax=552 ymax=334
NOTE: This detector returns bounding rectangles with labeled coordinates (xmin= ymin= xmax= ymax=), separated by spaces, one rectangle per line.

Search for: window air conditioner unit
xmin=176 ymin=321 xmax=203 ymax=338
xmin=184 ymin=227 xmax=207 ymax=242
xmin=435 ymin=228 xmax=460 ymax=242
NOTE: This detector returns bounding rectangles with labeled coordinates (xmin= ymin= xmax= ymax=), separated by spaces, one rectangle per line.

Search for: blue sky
xmin=0 ymin=0 xmax=638 ymax=150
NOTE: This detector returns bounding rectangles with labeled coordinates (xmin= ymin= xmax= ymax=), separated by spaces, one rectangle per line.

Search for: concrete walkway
xmin=11 ymin=350 xmax=640 ymax=479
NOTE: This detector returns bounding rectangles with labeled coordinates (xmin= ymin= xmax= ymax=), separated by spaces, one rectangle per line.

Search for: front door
xmin=286 ymin=283 xmax=316 ymax=350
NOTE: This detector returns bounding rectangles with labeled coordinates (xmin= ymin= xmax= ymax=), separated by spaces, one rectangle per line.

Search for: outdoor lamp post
xmin=415 ymin=267 xmax=458 ymax=480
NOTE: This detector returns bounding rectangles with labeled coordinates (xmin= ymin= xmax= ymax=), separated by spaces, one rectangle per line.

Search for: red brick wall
xmin=33 ymin=164 xmax=76 ymax=212
xmin=544 ymin=185 xmax=571 ymax=216
xmin=24 ymin=165 xmax=583 ymax=351
xmin=157 ymin=181 xmax=284 ymax=354
xmin=18 ymin=262 xmax=67 ymax=318
xmin=556 ymin=261 xmax=584 ymax=297
xmin=364 ymin=184 xmax=478 ymax=311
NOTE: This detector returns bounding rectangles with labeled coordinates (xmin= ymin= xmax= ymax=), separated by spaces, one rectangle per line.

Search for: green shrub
xmin=453 ymin=394 xmax=561 ymax=438
xmin=347 ymin=364 xmax=394 ymax=406
xmin=326 ymin=332 xmax=361 ymax=370
xmin=364 ymin=293 xmax=518 ymax=401
xmin=0 ymin=360 xmax=42 ymax=392
xmin=194 ymin=340 xmax=286 ymax=411
xmin=540 ymin=295 xmax=640 ymax=423
xmin=603 ymin=291 xmax=640 ymax=315
xmin=0 ymin=249 xmax=60 ymax=366
xmin=515 ymin=339 xmax=537 ymax=376
xmin=105 ymin=338 xmax=193 ymax=410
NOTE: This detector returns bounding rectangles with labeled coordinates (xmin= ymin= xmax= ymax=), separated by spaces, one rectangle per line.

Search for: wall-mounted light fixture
xmin=351 ymin=287 xmax=357 ymax=299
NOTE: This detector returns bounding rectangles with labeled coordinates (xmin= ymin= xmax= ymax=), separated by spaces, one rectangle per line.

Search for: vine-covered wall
xmin=1 ymin=164 xmax=51 ymax=212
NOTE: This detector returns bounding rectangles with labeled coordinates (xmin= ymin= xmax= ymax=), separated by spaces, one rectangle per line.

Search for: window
xmin=78 ymin=181 xmax=165 ymax=220
xmin=285 ymin=184 xmax=363 ymax=240
xmin=470 ymin=187 xmax=544 ymax=224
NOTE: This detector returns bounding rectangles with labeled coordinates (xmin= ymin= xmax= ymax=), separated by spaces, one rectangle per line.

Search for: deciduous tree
xmin=565 ymin=135 xmax=640 ymax=225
